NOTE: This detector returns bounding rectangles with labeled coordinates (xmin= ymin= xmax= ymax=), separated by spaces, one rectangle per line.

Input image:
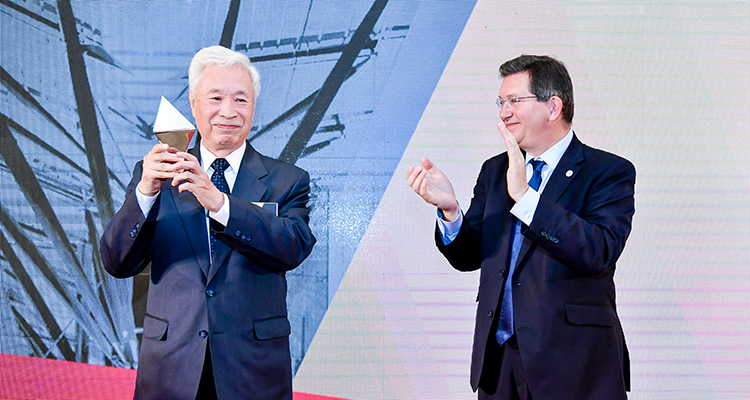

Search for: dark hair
xmin=499 ymin=55 xmax=574 ymax=124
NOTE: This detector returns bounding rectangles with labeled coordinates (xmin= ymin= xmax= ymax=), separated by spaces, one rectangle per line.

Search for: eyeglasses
xmin=496 ymin=95 xmax=537 ymax=110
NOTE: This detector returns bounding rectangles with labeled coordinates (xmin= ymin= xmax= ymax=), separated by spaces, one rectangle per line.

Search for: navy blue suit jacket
xmin=101 ymin=141 xmax=315 ymax=399
xmin=437 ymin=134 xmax=634 ymax=399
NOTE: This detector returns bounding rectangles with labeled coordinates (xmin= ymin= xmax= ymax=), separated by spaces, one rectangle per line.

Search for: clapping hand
xmin=406 ymin=158 xmax=459 ymax=221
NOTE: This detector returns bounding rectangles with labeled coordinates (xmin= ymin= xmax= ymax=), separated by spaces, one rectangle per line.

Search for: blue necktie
xmin=209 ymin=158 xmax=230 ymax=255
xmin=496 ymin=158 xmax=546 ymax=346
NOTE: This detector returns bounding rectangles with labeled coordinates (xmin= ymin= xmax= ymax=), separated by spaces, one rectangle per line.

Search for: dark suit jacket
xmin=437 ymin=134 xmax=634 ymax=400
xmin=100 ymin=141 xmax=316 ymax=399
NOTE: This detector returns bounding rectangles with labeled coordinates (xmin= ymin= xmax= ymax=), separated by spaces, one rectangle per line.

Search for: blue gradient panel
xmin=0 ymin=0 xmax=476 ymax=375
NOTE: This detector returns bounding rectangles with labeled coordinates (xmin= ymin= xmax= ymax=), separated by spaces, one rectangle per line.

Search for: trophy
xmin=153 ymin=96 xmax=195 ymax=152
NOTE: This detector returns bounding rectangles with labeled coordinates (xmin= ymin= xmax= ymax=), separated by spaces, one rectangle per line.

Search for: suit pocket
xmin=253 ymin=316 xmax=291 ymax=340
xmin=143 ymin=313 xmax=169 ymax=341
xmin=565 ymin=304 xmax=615 ymax=327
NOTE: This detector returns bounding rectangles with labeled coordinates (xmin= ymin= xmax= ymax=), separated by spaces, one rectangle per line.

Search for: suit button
xmin=206 ymin=289 xmax=215 ymax=298
xmin=129 ymin=230 xmax=136 ymax=238
xmin=234 ymin=230 xmax=242 ymax=237
xmin=499 ymin=269 xmax=506 ymax=275
xmin=245 ymin=236 xmax=252 ymax=242
xmin=199 ymin=330 xmax=208 ymax=338
xmin=516 ymin=282 xmax=524 ymax=286
xmin=135 ymin=223 xmax=140 ymax=229
xmin=488 ymin=310 xmax=494 ymax=319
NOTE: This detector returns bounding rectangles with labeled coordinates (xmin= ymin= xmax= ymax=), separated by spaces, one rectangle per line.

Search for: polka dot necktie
xmin=495 ymin=158 xmax=546 ymax=346
xmin=209 ymin=158 xmax=230 ymax=255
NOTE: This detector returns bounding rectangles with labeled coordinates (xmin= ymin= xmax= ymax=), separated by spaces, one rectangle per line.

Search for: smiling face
xmin=189 ymin=64 xmax=256 ymax=157
xmin=498 ymin=71 xmax=555 ymax=156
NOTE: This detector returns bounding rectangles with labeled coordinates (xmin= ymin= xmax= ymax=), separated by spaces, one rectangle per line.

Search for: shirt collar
xmin=200 ymin=141 xmax=246 ymax=173
xmin=525 ymin=129 xmax=574 ymax=171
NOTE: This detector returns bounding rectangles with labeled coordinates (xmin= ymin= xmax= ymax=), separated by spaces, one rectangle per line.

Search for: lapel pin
xmin=566 ymin=170 xmax=573 ymax=177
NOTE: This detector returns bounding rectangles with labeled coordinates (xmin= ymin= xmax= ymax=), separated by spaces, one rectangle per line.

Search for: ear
xmin=188 ymin=90 xmax=196 ymax=116
xmin=548 ymin=96 xmax=564 ymax=122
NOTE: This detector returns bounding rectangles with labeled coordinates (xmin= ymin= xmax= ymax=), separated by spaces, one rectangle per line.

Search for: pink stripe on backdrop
xmin=0 ymin=354 xmax=353 ymax=400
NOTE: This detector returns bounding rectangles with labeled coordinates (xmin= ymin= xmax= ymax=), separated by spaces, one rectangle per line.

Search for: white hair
xmin=188 ymin=45 xmax=260 ymax=100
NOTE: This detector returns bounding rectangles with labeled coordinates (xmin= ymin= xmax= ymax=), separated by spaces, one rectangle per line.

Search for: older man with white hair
xmin=101 ymin=45 xmax=316 ymax=399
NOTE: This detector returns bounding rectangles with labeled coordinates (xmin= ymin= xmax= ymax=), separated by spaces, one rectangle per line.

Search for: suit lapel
xmin=514 ymin=134 xmax=585 ymax=267
xmin=171 ymin=144 xmax=211 ymax=277
xmin=497 ymin=169 xmax=517 ymax=266
xmin=208 ymin=143 xmax=268 ymax=282
xmin=540 ymin=134 xmax=585 ymax=204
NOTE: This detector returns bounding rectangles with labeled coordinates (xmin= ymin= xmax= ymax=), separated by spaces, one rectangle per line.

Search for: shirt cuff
xmin=135 ymin=188 xmax=159 ymax=218
xmin=511 ymin=188 xmax=540 ymax=226
xmin=209 ymin=193 xmax=230 ymax=227
xmin=437 ymin=206 xmax=463 ymax=246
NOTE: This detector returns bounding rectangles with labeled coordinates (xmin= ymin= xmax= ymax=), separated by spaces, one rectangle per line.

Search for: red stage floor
xmin=0 ymin=353 xmax=348 ymax=399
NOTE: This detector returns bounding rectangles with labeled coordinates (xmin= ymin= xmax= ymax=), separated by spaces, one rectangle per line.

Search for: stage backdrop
xmin=1 ymin=1 xmax=749 ymax=400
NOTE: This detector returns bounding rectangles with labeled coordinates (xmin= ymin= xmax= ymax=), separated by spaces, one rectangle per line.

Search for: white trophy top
xmin=153 ymin=96 xmax=194 ymax=133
